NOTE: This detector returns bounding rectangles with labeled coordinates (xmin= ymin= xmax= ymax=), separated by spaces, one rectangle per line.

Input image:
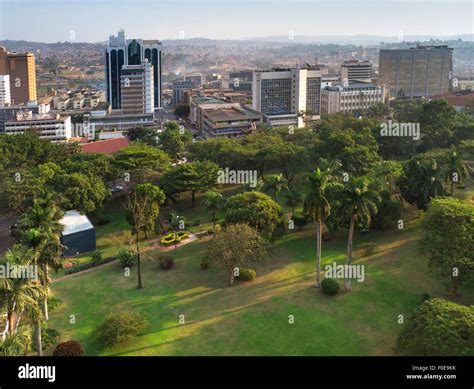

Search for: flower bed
xmin=159 ymin=231 xmax=190 ymax=245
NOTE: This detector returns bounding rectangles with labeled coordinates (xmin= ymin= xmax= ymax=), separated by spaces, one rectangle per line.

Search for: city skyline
xmin=0 ymin=0 xmax=473 ymax=43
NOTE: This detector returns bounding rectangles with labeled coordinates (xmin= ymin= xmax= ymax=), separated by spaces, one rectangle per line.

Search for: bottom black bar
xmin=0 ymin=356 xmax=472 ymax=388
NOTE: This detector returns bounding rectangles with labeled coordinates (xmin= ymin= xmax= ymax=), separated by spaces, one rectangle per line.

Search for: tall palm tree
xmin=264 ymin=174 xmax=289 ymax=203
xmin=202 ymin=191 xmax=223 ymax=237
xmin=0 ymin=325 xmax=31 ymax=356
xmin=0 ymin=245 xmax=46 ymax=355
xmin=19 ymin=198 xmax=64 ymax=321
xmin=303 ymin=169 xmax=332 ymax=288
xmin=339 ymin=177 xmax=379 ymax=291
xmin=443 ymin=146 xmax=470 ymax=197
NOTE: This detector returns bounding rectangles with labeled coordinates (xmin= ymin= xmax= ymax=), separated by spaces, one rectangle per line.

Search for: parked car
xmin=110 ymin=186 xmax=124 ymax=193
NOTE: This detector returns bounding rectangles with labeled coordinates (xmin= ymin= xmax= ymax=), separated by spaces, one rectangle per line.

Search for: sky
xmin=0 ymin=0 xmax=473 ymax=43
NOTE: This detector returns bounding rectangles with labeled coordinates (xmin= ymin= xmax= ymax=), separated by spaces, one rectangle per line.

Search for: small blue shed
xmin=60 ymin=210 xmax=96 ymax=257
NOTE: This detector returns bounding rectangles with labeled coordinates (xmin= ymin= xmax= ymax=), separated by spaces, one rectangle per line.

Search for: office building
xmin=340 ymin=60 xmax=372 ymax=84
xmin=120 ymin=63 xmax=154 ymax=114
xmin=378 ymin=45 xmax=453 ymax=98
xmin=190 ymin=96 xmax=261 ymax=137
xmin=184 ymin=74 xmax=203 ymax=88
xmin=320 ymin=83 xmax=384 ymax=115
xmin=5 ymin=111 xmax=72 ymax=143
xmin=0 ymin=75 xmax=11 ymax=107
xmin=105 ymin=30 xmax=162 ymax=110
xmin=253 ymin=65 xmax=322 ymax=128
xmin=0 ymin=102 xmax=48 ymax=133
xmin=0 ymin=46 xmax=37 ymax=105
xmin=172 ymin=80 xmax=194 ymax=105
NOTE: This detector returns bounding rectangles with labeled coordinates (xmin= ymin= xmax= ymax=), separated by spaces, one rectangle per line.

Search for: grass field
xmin=47 ymin=208 xmax=473 ymax=356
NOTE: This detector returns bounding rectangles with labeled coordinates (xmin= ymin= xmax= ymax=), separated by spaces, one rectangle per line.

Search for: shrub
xmin=90 ymin=251 xmax=103 ymax=264
xmin=237 ymin=268 xmax=256 ymax=281
xmin=200 ymin=256 xmax=210 ymax=270
xmin=53 ymin=340 xmax=84 ymax=356
xmin=33 ymin=328 xmax=60 ymax=351
xmin=159 ymin=255 xmax=175 ymax=270
xmin=321 ymin=278 xmax=340 ymax=295
xmin=63 ymin=256 xmax=115 ymax=275
xmin=421 ymin=292 xmax=431 ymax=302
xmin=116 ymin=249 xmax=136 ymax=269
xmin=359 ymin=242 xmax=377 ymax=256
xmin=96 ymin=312 xmax=148 ymax=347
xmin=47 ymin=296 xmax=62 ymax=311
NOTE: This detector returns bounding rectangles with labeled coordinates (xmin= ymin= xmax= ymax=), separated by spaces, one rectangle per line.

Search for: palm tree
xmin=303 ymin=169 xmax=332 ymax=288
xmin=264 ymin=174 xmax=289 ymax=203
xmin=202 ymin=191 xmax=223 ymax=237
xmin=0 ymin=245 xmax=46 ymax=355
xmin=285 ymin=187 xmax=303 ymax=214
xmin=339 ymin=177 xmax=379 ymax=291
xmin=443 ymin=146 xmax=470 ymax=197
xmin=409 ymin=159 xmax=445 ymax=211
xmin=0 ymin=325 xmax=31 ymax=356
xmin=19 ymin=198 xmax=64 ymax=321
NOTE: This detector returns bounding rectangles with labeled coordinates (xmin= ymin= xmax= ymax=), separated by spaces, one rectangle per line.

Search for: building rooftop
xmin=60 ymin=210 xmax=94 ymax=236
xmin=204 ymin=105 xmax=261 ymax=122
xmin=81 ymin=137 xmax=130 ymax=155
xmin=193 ymin=96 xmax=227 ymax=105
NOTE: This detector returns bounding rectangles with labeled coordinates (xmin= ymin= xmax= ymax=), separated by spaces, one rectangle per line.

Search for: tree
xmin=419 ymin=100 xmax=457 ymax=150
xmin=370 ymin=190 xmax=402 ymax=231
xmin=397 ymin=159 xmax=446 ymax=211
xmin=396 ymin=298 xmax=474 ymax=356
xmin=225 ymin=192 xmax=282 ymax=236
xmin=206 ymin=224 xmax=267 ymax=286
xmin=0 ymin=325 xmax=31 ymax=356
xmin=19 ymin=196 xmax=64 ymax=321
xmin=285 ymin=187 xmax=302 ymax=214
xmin=442 ymin=146 xmax=470 ymax=196
xmin=339 ymin=177 xmax=379 ymax=290
xmin=367 ymin=102 xmax=389 ymax=120
xmin=303 ymin=169 xmax=332 ymax=288
xmin=264 ymin=141 xmax=307 ymax=185
xmin=202 ymin=191 xmax=224 ymax=237
xmin=158 ymin=121 xmax=192 ymax=161
xmin=263 ymin=174 xmax=289 ymax=203
xmin=160 ymin=160 xmax=219 ymax=207
xmin=418 ymin=198 xmax=474 ymax=297
xmin=113 ymin=144 xmax=171 ymax=184
xmin=124 ymin=184 xmax=165 ymax=289
xmin=125 ymin=126 xmax=159 ymax=145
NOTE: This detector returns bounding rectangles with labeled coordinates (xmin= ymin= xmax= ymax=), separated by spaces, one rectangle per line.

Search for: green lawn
xmin=47 ymin=208 xmax=471 ymax=356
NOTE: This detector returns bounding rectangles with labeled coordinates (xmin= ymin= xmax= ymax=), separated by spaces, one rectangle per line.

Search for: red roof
xmin=430 ymin=92 xmax=474 ymax=107
xmin=81 ymin=137 xmax=129 ymax=155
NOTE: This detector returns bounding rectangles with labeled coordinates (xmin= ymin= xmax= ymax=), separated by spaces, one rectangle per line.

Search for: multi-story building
xmin=172 ymin=80 xmax=194 ymax=106
xmin=0 ymin=46 xmax=37 ymax=105
xmin=340 ymin=60 xmax=372 ymax=84
xmin=105 ymin=29 xmax=162 ymax=110
xmin=190 ymin=96 xmax=261 ymax=137
xmin=0 ymin=75 xmax=11 ymax=107
xmin=184 ymin=74 xmax=203 ymax=88
xmin=378 ymin=45 xmax=453 ymax=98
xmin=320 ymin=83 xmax=384 ymax=115
xmin=0 ymin=102 xmax=48 ymax=133
xmin=253 ymin=65 xmax=322 ymax=128
xmin=5 ymin=111 xmax=71 ymax=143
xmin=120 ymin=63 xmax=154 ymax=114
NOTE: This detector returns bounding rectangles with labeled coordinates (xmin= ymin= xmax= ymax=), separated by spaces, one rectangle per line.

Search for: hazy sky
xmin=0 ymin=0 xmax=472 ymax=42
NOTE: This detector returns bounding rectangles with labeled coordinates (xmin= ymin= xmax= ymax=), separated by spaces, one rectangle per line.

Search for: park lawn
xmin=47 ymin=215 xmax=464 ymax=356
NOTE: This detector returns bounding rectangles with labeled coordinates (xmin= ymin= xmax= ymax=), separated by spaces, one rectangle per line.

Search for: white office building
xmin=0 ymin=75 xmax=11 ymax=107
xmin=120 ymin=63 xmax=154 ymax=114
xmin=321 ymin=83 xmax=384 ymax=115
xmin=253 ymin=65 xmax=322 ymax=128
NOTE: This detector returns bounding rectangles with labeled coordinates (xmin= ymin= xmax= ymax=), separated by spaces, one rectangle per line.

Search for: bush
xmin=33 ymin=328 xmax=60 ymax=351
xmin=237 ymin=268 xmax=256 ymax=281
xmin=90 ymin=251 xmax=103 ymax=264
xmin=359 ymin=242 xmax=377 ymax=256
xmin=116 ymin=249 xmax=136 ymax=269
xmin=159 ymin=255 xmax=175 ymax=270
xmin=200 ymin=256 xmax=210 ymax=270
xmin=53 ymin=340 xmax=84 ymax=356
xmin=421 ymin=292 xmax=431 ymax=302
xmin=292 ymin=214 xmax=308 ymax=230
xmin=47 ymin=296 xmax=62 ymax=311
xmin=96 ymin=312 xmax=148 ymax=347
xmin=321 ymin=278 xmax=340 ymax=295
xmin=64 ymin=256 xmax=115 ymax=275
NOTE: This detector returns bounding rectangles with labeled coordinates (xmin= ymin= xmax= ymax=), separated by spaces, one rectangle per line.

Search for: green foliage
xmin=53 ymin=340 xmax=84 ymax=356
xmin=396 ymin=298 xmax=474 ymax=356
xmin=96 ymin=312 xmax=148 ymax=347
xmin=126 ymin=126 xmax=159 ymax=145
xmin=64 ymin=256 xmax=115 ymax=275
xmin=158 ymin=121 xmax=192 ymax=161
xmin=371 ymin=191 xmax=402 ymax=230
xmin=419 ymin=100 xmax=457 ymax=150
xmin=33 ymin=328 xmax=60 ymax=351
xmin=418 ymin=197 xmax=474 ymax=296
xmin=225 ymin=192 xmax=282 ymax=235
xmin=321 ymin=278 xmax=340 ymax=295
xmin=237 ymin=268 xmax=256 ymax=282
xmin=47 ymin=296 xmax=62 ymax=311
xmin=90 ymin=251 xmax=103 ymax=264
xmin=116 ymin=249 xmax=136 ymax=268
